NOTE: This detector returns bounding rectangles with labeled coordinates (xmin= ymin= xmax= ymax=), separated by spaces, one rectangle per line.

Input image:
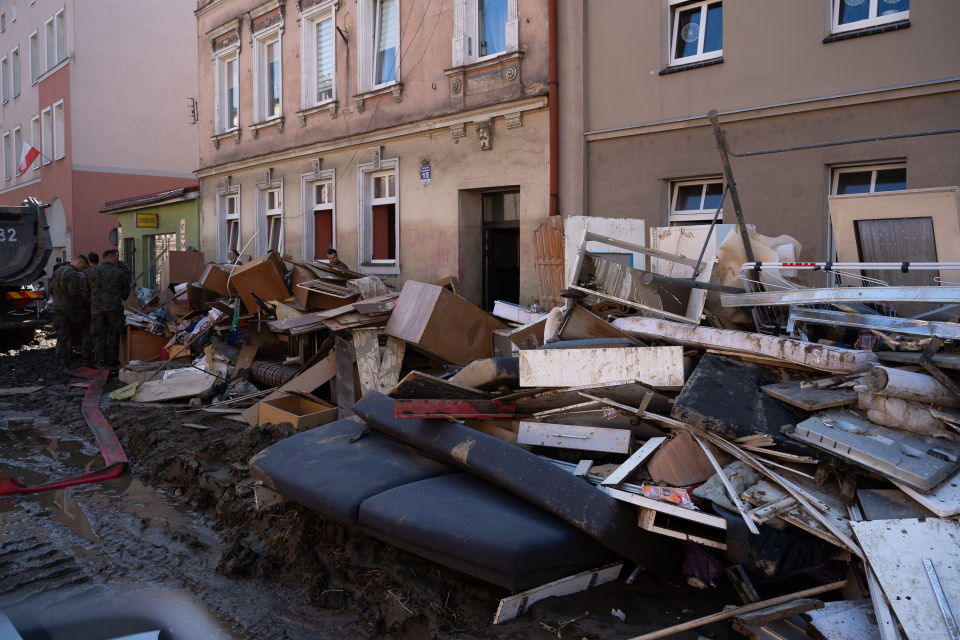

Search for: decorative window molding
xmin=256 ymin=173 xmax=284 ymax=256
xmin=829 ymin=0 xmax=908 ymax=35
xmin=353 ymin=83 xmax=403 ymax=113
xmin=11 ymin=47 xmax=20 ymax=98
xmin=250 ymin=116 xmax=285 ymax=138
xmin=29 ymin=30 xmax=38 ymax=85
xmin=357 ymin=156 xmax=399 ymax=275
xmin=450 ymin=124 xmax=466 ymax=139
xmin=299 ymin=0 xmax=337 ymax=119
xmin=357 ymin=0 xmax=400 ymax=96
xmin=668 ymin=0 xmax=722 ymax=67
xmin=216 ymin=177 xmax=241 ymax=262
xmin=212 ymin=129 xmax=242 ymax=149
xmin=301 ymin=164 xmax=336 ymax=260
xmin=251 ymin=7 xmax=284 ymax=126
xmin=504 ymin=112 xmax=522 ymax=129
xmin=52 ymin=99 xmax=65 ymax=160
xmin=212 ymin=25 xmax=241 ymax=137
xmin=668 ymin=177 xmax=724 ymax=225
xmin=452 ymin=0 xmax=518 ymax=67
xmin=40 ymin=107 xmax=51 ymax=165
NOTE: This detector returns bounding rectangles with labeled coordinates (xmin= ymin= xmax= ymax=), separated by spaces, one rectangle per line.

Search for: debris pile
xmin=107 ymin=187 xmax=960 ymax=638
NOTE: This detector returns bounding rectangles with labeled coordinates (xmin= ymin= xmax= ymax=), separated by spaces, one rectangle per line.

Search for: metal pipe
xmin=548 ymin=0 xmax=559 ymax=216
xmin=641 ymin=271 xmax=745 ymax=293
xmin=707 ymin=109 xmax=755 ymax=264
xmin=728 ymin=127 xmax=960 ymax=158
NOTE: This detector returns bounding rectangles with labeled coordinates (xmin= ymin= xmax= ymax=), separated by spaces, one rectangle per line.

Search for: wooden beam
xmin=519 ymin=347 xmax=684 ymax=388
xmin=601 ymin=437 xmax=666 ymax=487
xmin=493 ymin=563 xmax=622 ymax=624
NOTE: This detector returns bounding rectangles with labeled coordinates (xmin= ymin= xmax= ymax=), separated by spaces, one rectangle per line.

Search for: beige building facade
xmin=195 ymin=0 xmax=551 ymax=308
xmin=559 ymin=0 xmax=960 ymax=262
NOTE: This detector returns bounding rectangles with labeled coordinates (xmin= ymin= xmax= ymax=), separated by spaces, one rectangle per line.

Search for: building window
xmin=358 ymin=159 xmax=399 ymax=273
xmin=1 ymin=14 xmax=5 ymax=32
xmin=3 ymin=132 xmax=11 ymax=181
xmin=216 ymin=182 xmax=240 ymax=262
xmin=215 ymin=49 xmax=239 ymax=134
xmin=45 ymin=9 xmax=65 ymax=71
xmin=40 ymin=107 xmax=51 ymax=165
xmin=30 ymin=115 xmax=40 ymax=170
xmin=29 ymin=31 xmax=38 ymax=84
xmin=53 ymin=100 xmax=65 ymax=160
xmin=301 ymin=3 xmax=336 ymax=108
xmin=374 ymin=0 xmax=398 ymax=87
xmin=1 ymin=57 xmax=8 ymax=104
xmin=832 ymin=163 xmax=906 ymax=195
xmin=13 ymin=127 xmax=21 ymax=176
xmin=452 ymin=0 xmax=517 ymax=66
xmin=302 ymin=169 xmax=336 ymax=261
xmin=44 ymin=17 xmax=54 ymax=70
xmin=477 ymin=0 xmax=507 ymax=58
xmin=669 ymin=178 xmax=724 ymax=225
xmin=832 ymin=0 xmax=908 ymax=34
xmin=254 ymin=31 xmax=282 ymax=122
xmin=669 ymin=0 xmax=722 ymax=66
xmin=265 ymin=188 xmax=283 ymax=253
xmin=55 ymin=9 xmax=65 ymax=63
xmin=11 ymin=47 xmax=19 ymax=98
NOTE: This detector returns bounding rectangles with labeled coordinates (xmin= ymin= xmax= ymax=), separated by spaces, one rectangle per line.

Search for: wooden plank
xmin=638 ymin=508 xmax=727 ymax=550
xmin=646 ymin=431 xmax=716 ymax=486
xmin=625 ymin=581 xmax=847 ymax=640
xmin=517 ymin=421 xmax=631 ymax=454
xmin=612 ymin=316 xmax=879 ymax=374
xmin=131 ymin=374 xmax=215 ymax=403
xmin=353 ymin=328 xmax=382 ymax=396
xmin=515 ymin=380 xmax=672 ymax=415
xmin=235 ymin=345 xmax=258 ymax=371
xmin=531 ymin=215 xmax=565 ymax=311
xmin=760 ymin=380 xmax=859 ymax=411
xmin=600 ymin=437 xmax=666 ymax=487
xmin=602 ymin=486 xmax=727 ymax=529
xmin=389 ymin=371 xmax=491 ymax=400
xmin=573 ymin=460 xmax=594 ymax=477
xmin=893 ymin=472 xmax=960 ymax=517
xmin=732 ymin=599 xmax=824 ymax=626
xmin=749 ymin=496 xmax=798 ymax=524
xmin=742 ymin=479 xmax=850 ymax=547
xmin=335 ymin=335 xmax=357 ymax=419
xmin=394 ymin=398 xmax=523 ymax=419
xmin=0 ymin=386 xmax=44 ymax=397
xmin=493 ymin=563 xmax=622 ymax=624
xmin=379 ymin=337 xmax=406 ymax=392
xmin=850 ymin=518 xmax=960 ymax=640
xmin=805 ymin=601 xmax=882 ymax=640
xmin=692 ymin=433 xmax=760 ymax=535
xmin=519 ymin=347 xmax=684 ymax=388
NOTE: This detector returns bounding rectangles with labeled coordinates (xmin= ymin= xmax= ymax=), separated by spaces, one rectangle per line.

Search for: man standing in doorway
xmin=51 ymin=254 xmax=92 ymax=371
xmin=86 ymin=249 xmax=130 ymax=370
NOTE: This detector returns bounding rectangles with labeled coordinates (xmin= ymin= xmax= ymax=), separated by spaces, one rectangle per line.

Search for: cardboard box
xmin=120 ymin=326 xmax=170 ymax=365
xmin=257 ymin=394 xmax=337 ymax=430
xmin=198 ymin=263 xmax=238 ymax=296
xmin=160 ymin=251 xmax=206 ymax=291
xmin=231 ymin=252 xmax=292 ymax=313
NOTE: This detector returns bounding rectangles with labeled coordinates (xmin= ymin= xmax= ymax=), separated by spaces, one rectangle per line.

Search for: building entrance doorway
xmin=482 ymin=190 xmax=520 ymax=311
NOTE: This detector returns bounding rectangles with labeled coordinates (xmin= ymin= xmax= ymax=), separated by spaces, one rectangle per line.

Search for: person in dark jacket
xmin=85 ymin=249 xmax=130 ymax=369
xmin=50 ymin=254 xmax=91 ymax=370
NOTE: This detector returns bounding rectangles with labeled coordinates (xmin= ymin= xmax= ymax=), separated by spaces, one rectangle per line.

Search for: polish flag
xmin=19 ymin=142 xmax=40 ymax=173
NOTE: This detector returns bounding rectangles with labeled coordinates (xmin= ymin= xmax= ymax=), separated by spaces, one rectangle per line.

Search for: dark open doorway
xmin=482 ymin=190 xmax=520 ymax=310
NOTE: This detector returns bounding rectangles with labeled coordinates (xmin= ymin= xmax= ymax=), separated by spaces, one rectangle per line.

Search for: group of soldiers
xmin=50 ymin=250 xmax=131 ymax=372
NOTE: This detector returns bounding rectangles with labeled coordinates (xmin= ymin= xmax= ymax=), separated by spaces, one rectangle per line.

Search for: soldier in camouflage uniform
xmin=51 ymin=254 xmax=92 ymax=370
xmin=86 ymin=249 xmax=131 ymax=370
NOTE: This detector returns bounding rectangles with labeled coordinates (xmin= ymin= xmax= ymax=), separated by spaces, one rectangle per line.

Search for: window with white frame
xmin=1 ymin=14 xmax=5 ymax=32
xmin=264 ymin=187 xmax=283 ymax=253
xmin=301 ymin=3 xmax=336 ymax=108
xmin=669 ymin=178 xmax=724 ymax=225
xmin=831 ymin=163 xmax=906 ymax=196
xmin=302 ymin=170 xmax=335 ymax=261
xmin=44 ymin=17 xmax=54 ymax=70
xmin=217 ymin=184 xmax=240 ymax=262
xmin=669 ymin=0 xmax=722 ymax=66
xmin=2 ymin=132 xmax=11 ymax=180
xmin=45 ymin=9 xmax=65 ymax=71
xmin=13 ymin=127 xmax=21 ymax=176
xmin=254 ymin=30 xmax=282 ymax=122
xmin=1 ymin=57 xmax=8 ymax=104
xmin=11 ymin=47 xmax=19 ymax=97
xmin=40 ymin=107 xmax=51 ymax=164
xmin=358 ymin=160 xmax=399 ymax=272
xmin=30 ymin=115 xmax=39 ymax=170
xmin=29 ymin=31 xmax=38 ymax=84
xmin=831 ymin=0 xmax=908 ymax=34
xmin=215 ymin=48 xmax=240 ymax=134
xmin=55 ymin=9 xmax=65 ymax=63
xmin=452 ymin=0 xmax=517 ymax=66
xmin=53 ymin=100 xmax=64 ymax=160
xmin=374 ymin=0 xmax=397 ymax=86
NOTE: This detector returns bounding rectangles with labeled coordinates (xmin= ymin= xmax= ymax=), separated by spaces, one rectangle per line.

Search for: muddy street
xmin=0 ymin=335 xmax=743 ymax=640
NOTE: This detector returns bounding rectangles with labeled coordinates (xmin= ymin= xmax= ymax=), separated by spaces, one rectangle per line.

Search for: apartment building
xmin=195 ymin=0 xmax=550 ymax=308
xmin=0 ymin=0 xmax=199 ymax=274
xmin=559 ymin=1 xmax=960 ymax=263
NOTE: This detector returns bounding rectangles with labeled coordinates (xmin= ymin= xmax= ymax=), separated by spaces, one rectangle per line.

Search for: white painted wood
xmin=601 ymin=437 xmax=666 ymax=487
xmin=748 ymin=497 xmax=798 ymax=524
xmin=564 ymin=216 xmax=646 ymax=285
xmin=850 ymin=518 xmax=960 ymax=640
xmin=601 ymin=486 xmax=727 ymax=529
xmin=493 ymin=563 xmax=622 ymax=624
xmin=741 ymin=479 xmax=849 ymax=547
xmin=805 ymin=600 xmax=881 ymax=640
xmin=573 ymin=459 xmax=594 ymax=477
xmin=611 ymin=316 xmax=879 ymax=374
xmin=638 ymin=508 xmax=727 ymax=550
xmin=893 ymin=472 xmax=960 ymax=517
xmin=517 ymin=422 xmax=631 ymax=454
xmin=692 ymin=433 xmax=760 ymax=535
xmin=519 ymin=347 xmax=684 ymax=388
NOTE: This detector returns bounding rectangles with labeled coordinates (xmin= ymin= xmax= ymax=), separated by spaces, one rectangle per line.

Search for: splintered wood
xmin=518 ymin=347 xmax=684 ymax=388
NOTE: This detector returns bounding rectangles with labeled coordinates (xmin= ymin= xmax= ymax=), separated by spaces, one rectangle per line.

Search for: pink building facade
xmin=0 ymin=0 xmax=199 ymax=274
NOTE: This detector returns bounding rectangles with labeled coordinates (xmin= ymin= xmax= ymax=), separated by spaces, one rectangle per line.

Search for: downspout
xmin=548 ymin=0 xmax=559 ymax=216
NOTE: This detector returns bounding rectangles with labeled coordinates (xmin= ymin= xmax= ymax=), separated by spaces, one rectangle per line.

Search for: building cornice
xmin=585 ymin=76 xmax=960 ymax=142
xmin=195 ymin=95 xmax=548 ymax=178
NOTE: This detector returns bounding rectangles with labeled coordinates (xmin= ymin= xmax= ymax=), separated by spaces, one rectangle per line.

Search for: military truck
xmin=0 ymin=198 xmax=52 ymax=344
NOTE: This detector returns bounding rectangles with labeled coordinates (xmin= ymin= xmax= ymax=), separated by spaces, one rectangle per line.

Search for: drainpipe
xmin=548 ymin=0 xmax=559 ymax=216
